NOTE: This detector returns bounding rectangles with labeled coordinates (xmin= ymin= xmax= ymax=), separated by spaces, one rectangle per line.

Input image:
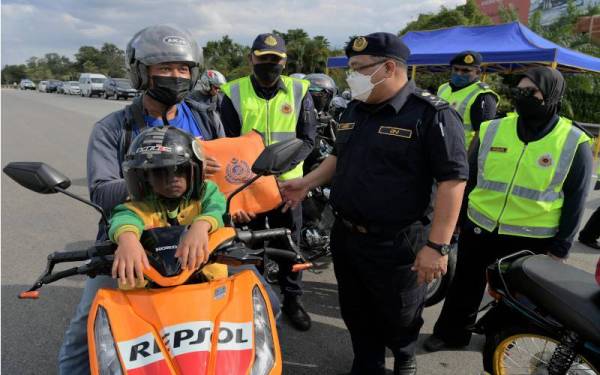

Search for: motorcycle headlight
xmin=250 ymin=286 xmax=275 ymax=375
xmin=94 ymin=306 xmax=124 ymax=375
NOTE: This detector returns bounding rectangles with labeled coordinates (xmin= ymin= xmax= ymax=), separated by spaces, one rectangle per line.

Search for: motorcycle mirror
xmin=251 ymin=138 xmax=304 ymax=176
xmin=3 ymin=161 xmax=110 ymax=229
xmin=3 ymin=162 xmax=71 ymax=194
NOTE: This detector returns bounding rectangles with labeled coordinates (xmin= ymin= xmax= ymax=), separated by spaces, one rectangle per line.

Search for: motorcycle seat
xmin=506 ymin=254 xmax=600 ymax=344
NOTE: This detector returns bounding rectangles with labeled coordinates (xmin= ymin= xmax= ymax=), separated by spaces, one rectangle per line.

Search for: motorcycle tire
xmin=424 ymin=245 xmax=457 ymax=307
xmin=483 ymin=322 xmax=600 ymax=374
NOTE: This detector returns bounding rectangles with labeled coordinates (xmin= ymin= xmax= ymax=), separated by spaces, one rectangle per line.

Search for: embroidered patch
xmin=378 ymin=126 xmax=412 ymax=139
xmin=538 ymin=154 xmax=553 ymax=168
xmin=225 ymin=158 xmax=255 ymax=184
xmin=338 ymin=122 xmax=355 ymax=131
xmin=490 ymin=147 xmax=508 ymax=153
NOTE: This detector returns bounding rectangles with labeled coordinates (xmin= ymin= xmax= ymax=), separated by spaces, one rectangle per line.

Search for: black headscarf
xmin=519 ymin=66 xmax=566 ymax=109
xmin=515 ymin=67 xmax=566 ymax=142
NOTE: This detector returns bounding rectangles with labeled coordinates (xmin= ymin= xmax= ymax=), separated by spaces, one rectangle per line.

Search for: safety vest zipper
xmin=496 ymin=144 xmax=527 ymax=225
xmin=266 ymin=100 xmax=271 ymax=145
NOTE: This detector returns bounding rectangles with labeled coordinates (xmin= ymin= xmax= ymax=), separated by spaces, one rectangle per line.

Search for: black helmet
xmin=125 ymin=25 xmax=203 ymax=91
xmin=305 ymin=73 xmax=337 ymax=112
xmin=123 ymin=126 xmax=205 ymax=202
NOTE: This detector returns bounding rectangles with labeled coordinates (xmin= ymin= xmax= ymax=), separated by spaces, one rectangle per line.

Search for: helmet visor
xmin=146 ymin=163 xmax=190 ymax=199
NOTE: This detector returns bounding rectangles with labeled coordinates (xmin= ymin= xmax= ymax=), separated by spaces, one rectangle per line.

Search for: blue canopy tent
xmin=327 ymin=22 xmax=600 ymax=75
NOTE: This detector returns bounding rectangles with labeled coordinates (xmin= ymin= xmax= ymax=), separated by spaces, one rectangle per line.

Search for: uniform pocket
xmin=393 ymin=264 xmax=426 ymax=308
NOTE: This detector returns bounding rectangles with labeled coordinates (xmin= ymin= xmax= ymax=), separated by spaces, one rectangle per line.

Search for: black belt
xmin=333 ymin=210 xmax=430 ymax=236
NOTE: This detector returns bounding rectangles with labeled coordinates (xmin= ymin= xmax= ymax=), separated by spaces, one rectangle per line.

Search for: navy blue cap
xmin=251 ymin=33 xmax=287 ymax=58
xmin=345 ymin=32 xmax=410 ymax=64
xmin=450 ymin=51 xmax=482 ymax=67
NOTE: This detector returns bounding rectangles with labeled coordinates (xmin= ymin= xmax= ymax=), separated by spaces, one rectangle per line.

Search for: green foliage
xmin=203 ymin=35 xmax=251 ymax=80
xmin=399 ymin=0 xmax=492 ymax=35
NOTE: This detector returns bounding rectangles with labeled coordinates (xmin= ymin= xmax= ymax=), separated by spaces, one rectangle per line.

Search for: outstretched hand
xmin=279 ymin=178 xmax=310 ymax=213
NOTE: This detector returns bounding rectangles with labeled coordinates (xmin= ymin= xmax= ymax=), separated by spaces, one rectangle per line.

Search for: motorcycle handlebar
xmin=236 ymin=228 xmax=291 ymax=246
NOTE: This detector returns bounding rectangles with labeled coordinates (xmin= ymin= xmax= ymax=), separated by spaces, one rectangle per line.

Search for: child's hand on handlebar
xmin=112 ymin=232 xmax=150 ymax=288
xmin=176 ymin=220 xmax=211 ymax=270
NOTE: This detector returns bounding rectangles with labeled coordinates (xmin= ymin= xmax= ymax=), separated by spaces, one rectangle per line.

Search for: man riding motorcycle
xmin=190 ymin=69 xmax=227 ymax=113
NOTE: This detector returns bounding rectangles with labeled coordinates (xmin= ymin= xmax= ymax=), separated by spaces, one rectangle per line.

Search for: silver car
xmin=64 ymin=81 xmax=81 ymax=95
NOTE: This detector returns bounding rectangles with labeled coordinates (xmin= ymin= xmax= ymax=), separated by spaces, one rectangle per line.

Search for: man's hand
xmin=232 ymin=210 xmax=256 ymax=224
xmin=112 ymin=232 xmax=150 ymax=287
xmin=411 ymin=246 xmax=448 ymax=285
xmin=204 ymin=156 xmax=221 ymax=177
xmin=279 ymin=178 xmax=310 ymax=212
xmin=176 ymin=220 xmax=211 ymax=270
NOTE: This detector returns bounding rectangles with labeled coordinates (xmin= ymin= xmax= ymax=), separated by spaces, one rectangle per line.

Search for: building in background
xmin=529 ymin=0 xmax=600 ymax=25
xmin=475 ymin=0 xmax=531 ymax=24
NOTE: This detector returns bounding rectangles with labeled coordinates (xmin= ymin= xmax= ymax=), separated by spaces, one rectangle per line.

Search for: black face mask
xmin=253 ymin=63 xmax=283 ymax=85
xmin=512 ymin=87 xmax=553 ymax=124
xmin=147 ymin=76 xmax=191 ymax=106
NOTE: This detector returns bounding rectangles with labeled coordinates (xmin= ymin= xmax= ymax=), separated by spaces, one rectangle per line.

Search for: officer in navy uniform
xmin=280 ymin=32 xmax=468 ymax=375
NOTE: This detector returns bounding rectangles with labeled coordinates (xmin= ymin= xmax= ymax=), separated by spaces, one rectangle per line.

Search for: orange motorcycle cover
xmin=199 ymin=131 xmax=282 ymax=215
xmin=87 ymin=229 xmax=282 ymax=375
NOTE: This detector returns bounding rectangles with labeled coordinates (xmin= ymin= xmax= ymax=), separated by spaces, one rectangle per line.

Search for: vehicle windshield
xmin=91 ymin=78 xmax=105 ymax=83
xmin=69 ymin=81 xmax=79 ymax=86
xmin=115 ymin=79 xmax=132 ymax=89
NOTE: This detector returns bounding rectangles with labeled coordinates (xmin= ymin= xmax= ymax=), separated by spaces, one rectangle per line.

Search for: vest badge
xmin=281 ymin=103 xmax=293 ymax=115
xmin=538 ymin=154 xmax=553 ymax=168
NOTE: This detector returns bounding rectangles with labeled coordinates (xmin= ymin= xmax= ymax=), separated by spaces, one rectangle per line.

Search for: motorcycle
xmin=472 ymin=251 xmax=600 ymax=374
xmin=5 ymin=139 xmax=311 ymax=375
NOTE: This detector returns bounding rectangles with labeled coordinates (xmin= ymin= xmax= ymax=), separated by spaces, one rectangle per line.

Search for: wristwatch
xmin=426 ymin=240 xmax=452 ymax=255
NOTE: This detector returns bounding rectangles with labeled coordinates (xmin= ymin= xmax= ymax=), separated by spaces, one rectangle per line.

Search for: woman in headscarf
xmin=424 ymin=66 xmax=594 ymax=352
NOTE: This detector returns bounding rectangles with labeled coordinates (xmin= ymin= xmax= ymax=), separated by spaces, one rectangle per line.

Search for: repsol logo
xmin=117 ymin=321 xmax=253 ymax=369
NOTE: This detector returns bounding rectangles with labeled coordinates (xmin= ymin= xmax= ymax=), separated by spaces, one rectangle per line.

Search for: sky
xmin=1 ymin=0 xmax=465 ymax=66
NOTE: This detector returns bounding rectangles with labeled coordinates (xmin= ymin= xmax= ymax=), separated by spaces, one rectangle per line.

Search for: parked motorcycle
xmin=5 ymin=139 xmax=310 ymax=375
xmin=472 ymin=251 xmax=600 ymax=374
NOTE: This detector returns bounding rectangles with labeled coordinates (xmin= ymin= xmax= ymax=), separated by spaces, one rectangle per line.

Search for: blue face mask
xmin=450 ymin=73 xmax=473 ymax=88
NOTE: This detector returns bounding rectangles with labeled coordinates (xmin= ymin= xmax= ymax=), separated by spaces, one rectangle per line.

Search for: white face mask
xmin=346 ymin=63 xmax=387 ymax=102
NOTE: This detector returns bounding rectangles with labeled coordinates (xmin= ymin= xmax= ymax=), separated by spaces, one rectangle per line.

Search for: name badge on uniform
xmin=338 ymin=122 xmax=355 ymax=131
xmin=378 ymin=126 xmax=412 ymax=139
xmin=490 ymin=146 xmax=508 ymax=153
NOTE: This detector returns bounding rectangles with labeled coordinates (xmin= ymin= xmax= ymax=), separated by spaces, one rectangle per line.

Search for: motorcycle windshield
xmin=140 ymin=226 xmax=186 ymax=277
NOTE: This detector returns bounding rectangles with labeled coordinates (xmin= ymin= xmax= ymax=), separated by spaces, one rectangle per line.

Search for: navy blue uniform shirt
xmin=330 ymin=80 xmax=468 ymax=228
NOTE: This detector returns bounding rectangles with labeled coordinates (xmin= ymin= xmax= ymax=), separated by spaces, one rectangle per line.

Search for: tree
xmin=203 ymin=35 xmax=250 ymax=79
xmin=1 ymin=64 xmax=27 ymax=84
xmin=100 ymin=43 xmax=126 ymax=77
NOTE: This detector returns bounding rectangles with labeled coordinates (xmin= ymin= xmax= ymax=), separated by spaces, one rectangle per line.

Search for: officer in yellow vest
xmin=437 ymin=51 xmax=499 ymax=151
xmin=425 ymin=66 xmax=594 ymax=352
xmin=220 ymin=33 xmax=317 ymax=331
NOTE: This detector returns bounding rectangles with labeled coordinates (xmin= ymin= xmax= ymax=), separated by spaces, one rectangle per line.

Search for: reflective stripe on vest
xmin=468 ymin=115 xmax=589 ymax=238
xmin=222 ymin=76 xmax=308 ymax=180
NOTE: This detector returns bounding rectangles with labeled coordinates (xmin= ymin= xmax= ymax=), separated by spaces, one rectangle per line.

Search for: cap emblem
xmin=464 ymin=54 xmax=474 ymax=64
xmin=264 ymin=35 xmax=278 ymax=46
xmin=352 ymin=37 xmax=368 ymax=52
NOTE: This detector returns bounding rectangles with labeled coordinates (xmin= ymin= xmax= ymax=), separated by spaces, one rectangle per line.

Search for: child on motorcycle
xmin=108 ymin=126 xmax=227 ymax=287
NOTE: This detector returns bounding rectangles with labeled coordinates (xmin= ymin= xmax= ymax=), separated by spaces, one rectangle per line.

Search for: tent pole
xmin=551 ymin=61 xmax=558 ymax=69
xmin=411 ymin=65 xmax=416 ymax=81
xmin=481 ymin=66 xmax=488 ymax=82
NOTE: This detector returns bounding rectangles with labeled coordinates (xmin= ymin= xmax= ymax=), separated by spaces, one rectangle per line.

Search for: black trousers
xmin=433 ymin=219 xmax=550 ymax=345
xmin=247 ymin=205 xmax=303 ymax=297
xmin=579 ymin=206 xmax=600 ymax=242
xmin=330 ymin=220 xmax=428 ymax=375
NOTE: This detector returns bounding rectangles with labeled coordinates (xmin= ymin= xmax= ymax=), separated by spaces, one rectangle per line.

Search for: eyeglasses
xmin=347 ymin=60 xmax=386 ymax=75
xmin=511 ymin=86 xmax=541 ymax=98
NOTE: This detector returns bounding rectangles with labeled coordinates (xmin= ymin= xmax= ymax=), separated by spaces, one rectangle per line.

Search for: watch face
xmin=441 ymin=245 xmax=451 ymax=255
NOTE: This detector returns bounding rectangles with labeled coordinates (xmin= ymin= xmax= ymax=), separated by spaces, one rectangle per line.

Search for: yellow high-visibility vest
xmin=437 ymin=81 xmax=499 ymax=148
xmin=468 ymin=115 xmax=590 ymax=238
xmin=222 ymin=75 xmax=309 ymax=180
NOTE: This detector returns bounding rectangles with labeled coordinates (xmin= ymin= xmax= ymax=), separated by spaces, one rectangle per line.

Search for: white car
xmin=38 ymin=81 xmax=48 ymax=92
xmin=64 ymin=81 xmax=81 ymax=95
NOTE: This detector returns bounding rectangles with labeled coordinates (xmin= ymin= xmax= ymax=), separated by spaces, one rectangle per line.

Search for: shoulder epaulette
xmin=412 ymin=88 xmax=449 ymax=110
